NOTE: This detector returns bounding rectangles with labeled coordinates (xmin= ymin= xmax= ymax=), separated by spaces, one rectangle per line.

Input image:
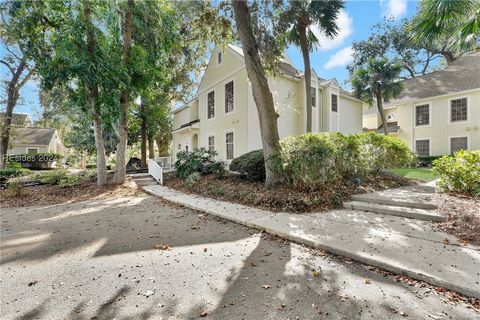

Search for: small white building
xmin=172 ymin=44 xmax=363 ymax=162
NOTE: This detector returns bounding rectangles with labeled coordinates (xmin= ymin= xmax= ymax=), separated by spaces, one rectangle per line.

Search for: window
xmin=185 ymin=145 xmax=189 ymax=152
xmin=311 ymin=87 xmax=316 ymax=107
xmin=331 ymin=94 xmax=338 ymax=112
xmin=450 ymin=137 xmax=468 ymax=154
xmin=415 ymin=104 xmax=430 ymax=126
xmin=387 ymin=113 xmax=397 ymax=121
xmin=450 ymin=98 xmax=467 ymax=122
xmin=226 ymin=132 xmax=234 ymax=160
xmin=207 ymin=91 xmax=215 ymax=119
xmin=225 ymin=81 xmax=234 ymax=113
xmin=217 ymin=52 xmax=222 ymax=64
xmin=27 ymin=148 xmax=38 ymax=154
xmin=415 ymin=139 xmax=430 ymax=157
xmin=208 ymin=136 xmax=215 ymax=152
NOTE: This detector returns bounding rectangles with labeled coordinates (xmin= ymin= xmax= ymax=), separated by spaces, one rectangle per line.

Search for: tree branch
xmin=0 ymin=60 xmax=15 ymax=75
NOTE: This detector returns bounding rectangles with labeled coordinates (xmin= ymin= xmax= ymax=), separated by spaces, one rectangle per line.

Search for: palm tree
xmin=351 ymin=57 xmax=403 ymax=136
xmin=281 ymin=0 xmax=344 ymax=132
xmin=408 ymin=0 xmax=480 ymax=59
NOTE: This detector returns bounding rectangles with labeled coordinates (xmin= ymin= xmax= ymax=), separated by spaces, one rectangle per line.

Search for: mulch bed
xmin=435 ymin=193 xmax=480 ymax=247
xmin=0 ymin=178 xmax=142 ymax=208
xmin=163 ymin=172 xmax=414 ymax=213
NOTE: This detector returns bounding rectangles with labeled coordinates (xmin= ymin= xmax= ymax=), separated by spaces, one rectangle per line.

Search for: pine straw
xmin=0 ymin=178 xmax=143 ymax=208
xmin=436 ymin=193 xmax=480 ymax=247
xmin=164 ymin=172 xmax=413 ymax=213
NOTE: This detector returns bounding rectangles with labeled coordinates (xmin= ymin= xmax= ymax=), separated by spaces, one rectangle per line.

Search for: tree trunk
xmin=92 ymin=115 xmax=108 ymax=185
xmin=114 ymin=0 xmax=134 ymax=184
xmin=155 ymin=134 xmax=170 ymax=157
xmin=232 ymin=0 xmax=281 ymax=186
xmin=140 ymin=100 xmax=147 ymax=169
xmin=376 ymin=92 xmax=389 ymax=136
xmin=83 ymin=0 xmax=108 ymax=185
xmin=298 ymin=21 xmax=312 ymax=133
xmin=0 ymin=60 xmax=26 ymax=169
xmin=148 ymin=136 xmax=155 ymax=159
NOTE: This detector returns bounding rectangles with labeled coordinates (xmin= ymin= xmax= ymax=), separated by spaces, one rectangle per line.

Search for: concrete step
xmin=344 ymin=201 xmax=445 ymax=222
xmin=128 ymin=173 xmax=152 ymax=180
xmin=351 ymin=194 xmax=438 ymax=210
xmin=132 ymin=177 xmax=157 ymax=186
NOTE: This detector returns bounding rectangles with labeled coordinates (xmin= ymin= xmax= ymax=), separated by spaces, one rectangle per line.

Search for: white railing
xmin=154 ymin=156 xmax=173 ymax=172
xmin=147 ymin=159 xmax=163 ymax=185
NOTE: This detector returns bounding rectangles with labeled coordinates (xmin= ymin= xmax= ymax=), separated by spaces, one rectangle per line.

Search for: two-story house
xmin=363 ymin=50 xmax=480 ymax=156
xmin=172 ymin=44 xmax=363 ymax=162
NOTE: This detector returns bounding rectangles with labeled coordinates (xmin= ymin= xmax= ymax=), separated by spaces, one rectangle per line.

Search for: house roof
xmin=388 ymin=49 xmax=480 ymax=106
xmin=11 ymin=127 xmax=57 ymax=146
xmin=0 ymin=113 xmax=31 ymax=126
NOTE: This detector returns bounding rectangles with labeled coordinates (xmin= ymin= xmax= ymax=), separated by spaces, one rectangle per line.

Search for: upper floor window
xmin=415 ymin=104 xmax=430 ymax=126
xmin=217 ymin=52 xmax=222 ymax=64
xmin=207 ymin=91 xmax=215 ymax=119
xmin=208 ymin=136 xmax=215 ymax=152
xmin=331 ymin=94 xmax=338 ymax=112
xmin=450 ymin=98 xmax=467 ymax=122
xmin=450 ymin=137 xmax=468 ymax=154
xmin=311 ymin=87 xmax=316 ymax=107
xmin=415 ymin=139 xmax=430 ymax=157
xmin=226 ymin=132 xmax=234 ymax=160
xmin=225 ymin=81 xmax=234 ymax=113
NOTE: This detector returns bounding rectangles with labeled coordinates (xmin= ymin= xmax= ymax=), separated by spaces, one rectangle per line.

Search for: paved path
xmin=143 ymin=185 xmax=480 ymax=299
xmin=1 ymin=195 xmax=478 ymax=319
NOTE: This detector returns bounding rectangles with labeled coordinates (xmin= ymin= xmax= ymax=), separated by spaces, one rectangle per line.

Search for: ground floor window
xmin=226 ymin=132 xmax=234 ymax=160
xmin=208 ymin=136 xmax=215 ymax=152
xmin=27 ymin=148 xmax=38 ymax=154
xmin=415 ymin=139 xmax=430 ymax=157
xmin=450 ymin=136 xmax=468 ymax=154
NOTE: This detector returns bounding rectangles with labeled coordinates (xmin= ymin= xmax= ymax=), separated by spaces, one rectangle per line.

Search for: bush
xmin=175 ymin=148 xmax=225 ymax=178
xmin=0 ymin=167 xmax=31 ymax=179
xmin=416 ymin=156 xmax=442 ymax=168
xmin=33 ymin=170 xmax=69 ymax=185
xmin=433 ymin=150 xmax=480 ymax=196
xmin=6 ymin=153 xmax=62 ymax=169
xmin=271 ymin=132 xmax=414 ymax=190
xmin=7 ymin=181 xmax=23 ymax=197
xmin=229 ymin=150 xmax=265 ymax=182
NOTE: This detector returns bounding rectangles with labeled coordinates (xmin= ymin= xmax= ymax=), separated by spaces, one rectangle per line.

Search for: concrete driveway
xmin=1 ymin=195 xmax=477 ymax=319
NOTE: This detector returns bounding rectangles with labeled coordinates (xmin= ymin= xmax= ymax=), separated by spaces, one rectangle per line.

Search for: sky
xmin=2 ymin=0 xmax=419 ymax=120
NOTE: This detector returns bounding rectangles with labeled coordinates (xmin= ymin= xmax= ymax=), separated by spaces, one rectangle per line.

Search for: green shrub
xmin=33 ymin=170 xmax=69 ymax=185
xmin=186 ymin=172 xmax=201 ymax=189
xmin=416 ymin=156 xmax=442 ymax=168
xmin=433 ymin=150 xmax=480 ymax=196
xmin=270 ymin=132 xmax=414 ymax=190
xmin=7 ymin=181 xmax=23 ymax=197
xmin=229 ymin=150 xmax=265 ymax=181
xmin=175 ymin=148 xmax=225 ymax=178
xmin=0 ymin=167 xmax=31 ymax=179
xmin=7 ymin=153 xmax=62 ymax=169
xmin=58 ymin=175 xmax=82 ymax=188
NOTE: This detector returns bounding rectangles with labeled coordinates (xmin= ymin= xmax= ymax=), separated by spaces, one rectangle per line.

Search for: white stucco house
xmin=172 ymin=44 xmax=363 ymax=162
xmin=363 ymin=50 xmax=480 ymax=156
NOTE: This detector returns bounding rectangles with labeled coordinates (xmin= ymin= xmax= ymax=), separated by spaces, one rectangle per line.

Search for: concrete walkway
xmin=143 ymin=184 xmax=480 ymax=299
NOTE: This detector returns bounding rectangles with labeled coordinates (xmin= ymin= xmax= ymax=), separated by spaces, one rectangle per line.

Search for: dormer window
xmin=217 ymin=52 xmax=222 ymax=65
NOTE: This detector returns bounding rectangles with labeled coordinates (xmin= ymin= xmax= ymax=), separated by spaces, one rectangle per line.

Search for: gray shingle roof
xmin=11 ymin=127 xmax=56 ymax=145
xmin=388 ymin=50 xmax=480 ymax=105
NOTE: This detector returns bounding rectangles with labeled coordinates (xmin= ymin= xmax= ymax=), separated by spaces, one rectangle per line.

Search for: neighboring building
xmin=8 ymin=127 xmax=64 ymax=155
xmin=172 ymin=44 xmax=363 ymax=162
xmin=0 ymin=112 xmax=33 ymax=127
xmin=363 ymin=50 xmax=480 ymax=156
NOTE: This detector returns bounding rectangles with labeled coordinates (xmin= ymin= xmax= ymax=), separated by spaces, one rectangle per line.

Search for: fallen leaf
xmin=154 ymin=243 xmax=172 ymax=250
xmin=28 ymin=281 xmax=38 ymax=287
xmin=364 ymin=278 xmax=371 ymax=284
xmin=200 ymin=310 xmax=208 ymax=317
xmin=261 ymin=284 xmax=271 ymax=289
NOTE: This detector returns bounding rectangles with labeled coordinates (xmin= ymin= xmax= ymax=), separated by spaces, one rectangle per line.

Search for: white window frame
xmin=27 ymin=147 xmax=39 ymax=154
xmin=224 ymin=129 xmax=235 ymax=161
xmin=414 ymin=102 xmax=432 ymax=128
xmin=449 ymin=135 xmax=470 ymax=154
xmin=207 ymin=134 xmax=215 ymax=152
xmin=224 ymin=80 xmax=235 ymax=115
xmin=448 ymin=96 xmax=470 ymax=124
xmin=206 ymin=90 xmax=215 ymax=121
xmin=331 ymin=93 xmax=338 ymax=113
xmin=414 ymin=138 xmax=431 ymax=157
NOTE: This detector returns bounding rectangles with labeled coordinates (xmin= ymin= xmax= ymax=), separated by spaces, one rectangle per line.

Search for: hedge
xmin=229 ymin=149 xmax=265 ymax=181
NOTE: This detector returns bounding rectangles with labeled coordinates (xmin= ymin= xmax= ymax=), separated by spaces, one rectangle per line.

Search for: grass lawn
xmin=390 ymin=168 xmax=439 ymax=182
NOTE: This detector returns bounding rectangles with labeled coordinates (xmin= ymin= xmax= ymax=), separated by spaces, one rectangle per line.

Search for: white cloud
xmin=324 ymin=46 xmax=353 ymax=70
xmin=380 ymin=0 xmax=407 ymax=19
xmin=311 ymin=10 xmax=353 ymax=51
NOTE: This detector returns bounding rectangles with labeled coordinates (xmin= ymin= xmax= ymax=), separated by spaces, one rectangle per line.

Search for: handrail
xmin=147 ymin=158 xmax=163 ymax=185
xmin=154 ymin=156 xmax=173 ymax=172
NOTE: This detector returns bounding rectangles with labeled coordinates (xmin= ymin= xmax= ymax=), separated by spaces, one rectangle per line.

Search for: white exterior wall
xmin=339 ymin=96 xmax=363 ymax=134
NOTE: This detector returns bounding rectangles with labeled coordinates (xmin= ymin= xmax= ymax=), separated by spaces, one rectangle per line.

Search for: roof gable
xmin=11 ymin=127 xmax=57 ymax=146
